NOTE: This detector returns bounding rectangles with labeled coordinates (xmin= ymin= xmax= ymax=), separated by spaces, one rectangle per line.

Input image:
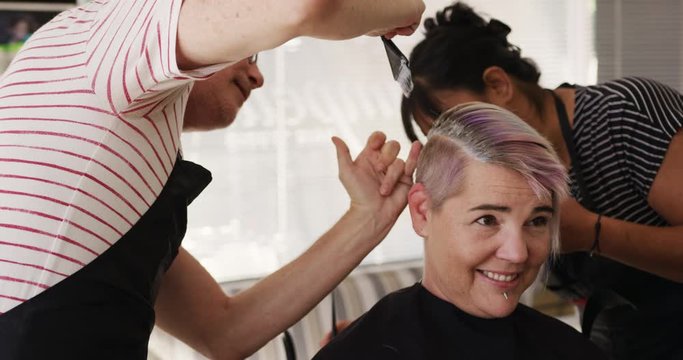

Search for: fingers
xmin=331 ymin=136 xmax=352 ymax=174
xmin=365 ymin=131 xmax=387 ymax=151
xmin=338 ymin=132 xmax=393 ymax=175
xmin=367 ymin=20 xmax=420 ymax=38
xmin=404 ymin=141 xmax=422 ymax=177
xmin=378 ymin=140 xmax=401 ymax=172
xmin=339 ymin=132 xmax=418 ymax=197
xmin=392 ymin=23 xmax=420 ymax=36
xmin=380 ymin=158 xmax=407 ymax=195
xmin=365 ymin=131 xmax=399 ymax=175
xmin=382 ymin=31 xmax=397 ymax=39
xmin=380 ymin=141 xmax=422 ymax=195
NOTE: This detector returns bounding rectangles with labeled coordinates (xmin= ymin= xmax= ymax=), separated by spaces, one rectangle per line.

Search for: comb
xmin=381 ymin=36 xmax=413 ymax=97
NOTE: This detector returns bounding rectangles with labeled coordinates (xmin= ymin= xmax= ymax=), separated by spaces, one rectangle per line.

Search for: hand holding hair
xmin=332 ymin=132 xmax=420 ymax=221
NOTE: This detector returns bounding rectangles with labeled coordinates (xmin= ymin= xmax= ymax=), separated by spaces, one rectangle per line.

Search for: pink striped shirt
xmin=0 ymin=0 xmax=225 ymax=313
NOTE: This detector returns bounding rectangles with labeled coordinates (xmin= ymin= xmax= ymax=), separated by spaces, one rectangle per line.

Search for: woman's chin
xmin=493 ymin=298 xmax=520 ymax=318
xmin=473 ymin=296 xmax=519 ymax=319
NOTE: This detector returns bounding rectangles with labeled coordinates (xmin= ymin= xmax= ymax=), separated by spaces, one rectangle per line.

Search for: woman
xmin=400 ymin=3 xmax=683 ymax=359
xmin=313 ymin=102 xmax=605 ymax=359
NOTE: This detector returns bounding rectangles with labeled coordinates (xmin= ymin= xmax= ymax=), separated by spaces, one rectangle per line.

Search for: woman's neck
xmin=505 ymin=87 xmax=574 ymax=168
xmin=538 ymin=87 xmax=575 ymax=168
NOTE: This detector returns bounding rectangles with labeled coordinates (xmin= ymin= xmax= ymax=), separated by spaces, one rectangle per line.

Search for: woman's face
xmin=421 ymin=161 xmax=553 ymax=318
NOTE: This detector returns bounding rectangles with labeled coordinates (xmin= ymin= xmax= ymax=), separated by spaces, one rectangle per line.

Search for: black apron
xmin=0 ymin=157 xmax=211 ymax=360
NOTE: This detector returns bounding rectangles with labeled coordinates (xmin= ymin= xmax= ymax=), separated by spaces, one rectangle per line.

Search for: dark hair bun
xmin=424 ymin=2 xmax=511 ymax=46
xmin=409 ymin=1 xmax=541 ymax=93
xmin=486 ymin=19 xmax=511 ymax=41
xmin=425 ymin=2 xmax=484 ymax=33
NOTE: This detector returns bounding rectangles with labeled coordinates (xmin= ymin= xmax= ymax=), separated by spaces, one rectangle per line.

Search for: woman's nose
xmin=497 ymin=229 xmax=528 ymax=263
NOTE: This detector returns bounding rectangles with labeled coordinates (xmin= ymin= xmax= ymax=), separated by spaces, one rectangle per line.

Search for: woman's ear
xmin=408 ymin=183 xmax=431 ymax=237
xmin=482 ymin=66 xmax=514 ymax=106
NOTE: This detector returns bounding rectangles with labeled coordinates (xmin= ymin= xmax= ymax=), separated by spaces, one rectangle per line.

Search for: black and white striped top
xmin=571 ymin=77 xmax=683 ymax=226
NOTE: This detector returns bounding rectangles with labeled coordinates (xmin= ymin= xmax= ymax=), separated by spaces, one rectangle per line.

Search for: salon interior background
xmin=1 ymin=0 xmax=682 ymax=283
xmin=181 ymin=0 xmax=683 ymax=283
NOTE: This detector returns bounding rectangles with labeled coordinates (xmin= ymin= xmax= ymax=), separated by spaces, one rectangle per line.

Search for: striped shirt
xmin=0 ymin=0 xmax=225 ymax=313
xmin=572 ymin=77 xmax=683 ymax=226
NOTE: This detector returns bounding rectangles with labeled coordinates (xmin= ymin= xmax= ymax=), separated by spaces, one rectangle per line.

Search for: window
xmin=0 ymin=1 xmax=78 ymax=73
xmin=179 ymin=0 xmax=597 ymax=283
xmin=595 ymin=0 xmax=683 ymax=91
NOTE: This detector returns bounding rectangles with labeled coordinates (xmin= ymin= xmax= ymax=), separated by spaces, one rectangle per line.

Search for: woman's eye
xmin=475 ymin=215 xmax=498 ymax=226
xmin=527 ymin=216 xmax=550 ymax=227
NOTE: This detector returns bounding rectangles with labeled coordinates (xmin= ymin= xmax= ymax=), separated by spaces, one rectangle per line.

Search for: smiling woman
xmin=313 ymin=102 xmax=606 ymax=360
xmin=420 ymin=161 xmax=555 ymax=319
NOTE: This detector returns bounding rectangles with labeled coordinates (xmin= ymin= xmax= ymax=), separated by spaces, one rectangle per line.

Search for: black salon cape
xmin=0 ymin=158 xmax=212 ymax=360
xmin=314 ymin=283 xmax=606 ymax=360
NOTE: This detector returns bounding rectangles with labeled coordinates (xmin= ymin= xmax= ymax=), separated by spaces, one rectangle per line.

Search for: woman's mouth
xmin=479 ymin=270 xmax=519 ymax=282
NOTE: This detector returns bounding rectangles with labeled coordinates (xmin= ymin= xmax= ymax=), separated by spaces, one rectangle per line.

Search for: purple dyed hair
xmin=415 ymin=102 xmax=568 ymax=255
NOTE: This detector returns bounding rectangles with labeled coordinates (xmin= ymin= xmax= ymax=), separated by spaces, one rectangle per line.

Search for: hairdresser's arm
xmin=176 ymin=0 xmax=425 ymax=68
xmin=155 ymin=133 xmax=421 ymax=359
xmin=560 ymin=130 xmax=683 ymax=283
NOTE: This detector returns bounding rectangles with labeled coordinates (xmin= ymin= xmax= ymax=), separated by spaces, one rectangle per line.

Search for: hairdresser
xmin=399 ymin=2 xmax=683 ymax=359
xmin=0 ymin=0 xmax=425 ymax=358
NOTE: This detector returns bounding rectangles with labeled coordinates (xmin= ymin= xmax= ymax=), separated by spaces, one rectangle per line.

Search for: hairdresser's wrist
xmin=347 ymin=203 xmax=396 ymax=238
xmin=587 ymin=214 xmax=627 ymax=260
xmin=589 ymin=213 xmax=603 ymax=256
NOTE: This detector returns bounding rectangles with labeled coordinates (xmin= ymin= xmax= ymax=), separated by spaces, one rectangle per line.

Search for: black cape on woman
xmin=314 ymin=283 xmax=606 ymax=360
